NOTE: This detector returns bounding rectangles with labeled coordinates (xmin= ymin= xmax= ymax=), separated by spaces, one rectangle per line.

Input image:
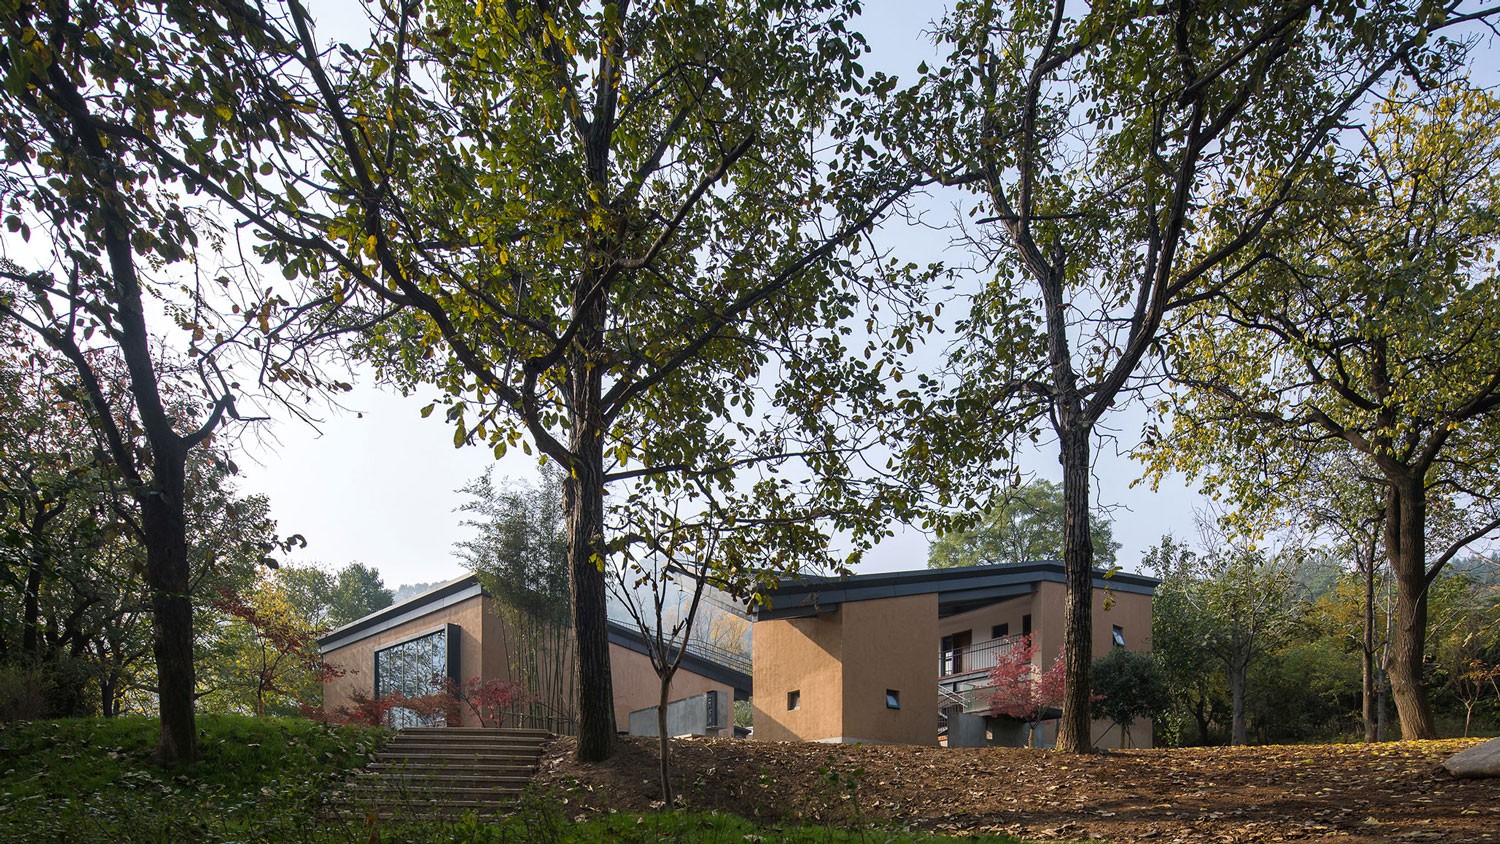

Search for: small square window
xmin=787 ymin=690 xmax=801 ymax=711
xmin=886 ymin=689 xmax=901 ymax=710
xmin=991 ymin=623 xmax=1009 ymax=639
xmin=1112 ymin=625 xmax=1126 ymax=648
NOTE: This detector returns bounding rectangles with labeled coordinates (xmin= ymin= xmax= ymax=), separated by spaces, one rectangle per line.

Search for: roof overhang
xmin=751 ymin=561 xmax=1158 ymax=622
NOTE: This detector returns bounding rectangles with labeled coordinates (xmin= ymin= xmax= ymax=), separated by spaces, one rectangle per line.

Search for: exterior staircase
xmin=340 ymin=726 xmax=551 ymax=816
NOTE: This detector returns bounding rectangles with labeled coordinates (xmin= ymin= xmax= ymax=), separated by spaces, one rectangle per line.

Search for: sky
xmin=235 ymin=0 xmax=1218 ymax=590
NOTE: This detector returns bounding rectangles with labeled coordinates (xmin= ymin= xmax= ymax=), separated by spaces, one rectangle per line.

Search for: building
xmin=317 ymin=574 xmax=751 ymax=734
xmin=748 ymin=562 xmax=1157 ymax=748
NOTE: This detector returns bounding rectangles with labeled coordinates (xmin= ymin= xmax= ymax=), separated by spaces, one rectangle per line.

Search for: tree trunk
xmin=1228 ymin=659 xmax=1247 ymax=746
xmin=1054 ymin=423 xmax=1094 ymax=753
xmin=21 ymin=558 xmax=42 ymax=661
xmin=565 ymin=273 xmax=616 ymax=762
xmin=1193 ymin=693 xmax=1211 ymax=745
xmin=1383 ymin=480 xmax=1437 ymax=739
xmin=1361 ymin=546 xmax=1376 ymax=743
xmin=657 ymin=674 xmax=673 ymax=804
xmin=141 ymin=462 xmax=198 ymax=765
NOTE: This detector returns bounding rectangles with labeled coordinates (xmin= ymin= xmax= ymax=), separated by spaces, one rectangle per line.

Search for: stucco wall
xmin=321 ymin=593 xmax=488 ymax=725
xmin=838 ymin=594 xmax=938 ymax=745
xmin=753 ymin=594 xmax=937 ymax=745
xmin=937 ymin=594 xmax=1035 ymax=644
xmin=609 ymin=644 xmax=733 ymax=735
xmin=751 ymin=610 xmax=844 ymax=742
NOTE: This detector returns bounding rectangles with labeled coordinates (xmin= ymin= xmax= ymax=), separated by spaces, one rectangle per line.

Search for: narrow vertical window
xmin=1112 ymin=625 xmax=1126 ymax=648
xmin=787 ymin=690 xmax=801 ymax=711
xmin=1022 ymin=614 xmax=1033 ymax=636
xmin=886 ymin=689 xmax=901 ymax=710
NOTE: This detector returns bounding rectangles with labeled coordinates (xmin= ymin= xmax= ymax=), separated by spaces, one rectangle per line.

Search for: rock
xmin=1442 ymin=738 xmax=1500 ymax=778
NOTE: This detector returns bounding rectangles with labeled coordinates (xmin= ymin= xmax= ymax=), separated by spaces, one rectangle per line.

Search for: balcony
xmin=939 ymin=634 xmax=1023 ymax=679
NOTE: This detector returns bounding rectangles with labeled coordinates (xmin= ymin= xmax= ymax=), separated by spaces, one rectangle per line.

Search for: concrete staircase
xmin=341 ymin=726 xmax=551 ymax=816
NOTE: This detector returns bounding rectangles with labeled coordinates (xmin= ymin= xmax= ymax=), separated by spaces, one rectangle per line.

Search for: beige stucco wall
xmin=753 ymin=594 xmax=938 ymax=745
xmin=609 ymin=644 xmax=733 ymax=735
xmin=838 ymin=594 xmax=938 ymax=745
xmin=752 ymin=609 xmax=845 ymax=742
xmin=321 ymin=593 xmax=489 ymax=725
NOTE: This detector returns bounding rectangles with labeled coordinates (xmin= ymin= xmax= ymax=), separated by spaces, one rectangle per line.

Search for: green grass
xmin=0 ymin=716 xmax=1081 ymax=844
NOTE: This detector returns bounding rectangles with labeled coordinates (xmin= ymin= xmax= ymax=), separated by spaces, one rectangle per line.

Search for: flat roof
xmin=751 ymin=560 xmax=1158 ymax=621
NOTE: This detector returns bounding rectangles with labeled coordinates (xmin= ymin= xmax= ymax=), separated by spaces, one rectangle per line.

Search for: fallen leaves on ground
xmin=536 ymin=737 xmax=1500 ymax=843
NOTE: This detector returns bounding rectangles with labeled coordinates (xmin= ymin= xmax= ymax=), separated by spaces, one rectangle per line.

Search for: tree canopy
xmin=1143 ymin=81 xmax=1500 ymax=737
xmin=927 ymin=480 xmax=1118 ymax=569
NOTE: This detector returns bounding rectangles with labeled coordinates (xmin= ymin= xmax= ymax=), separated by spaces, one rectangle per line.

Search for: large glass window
xmin=374 ymin=625 xmax=459 ymax=728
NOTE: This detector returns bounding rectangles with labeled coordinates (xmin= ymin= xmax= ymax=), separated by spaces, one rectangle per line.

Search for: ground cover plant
xmin=0 ymin=715 xmax=387 ymax=842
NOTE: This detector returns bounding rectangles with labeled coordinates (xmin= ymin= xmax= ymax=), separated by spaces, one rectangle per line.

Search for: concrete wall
xmin=753 ymin=594 xmax=938 ymax=745
xmin=608 ymin=644 xmax=733 ymax=730
xmin=321 ymin=593 xmax=489 ymax=726
xmin=626 ymin=691 xmax=731 ymax=737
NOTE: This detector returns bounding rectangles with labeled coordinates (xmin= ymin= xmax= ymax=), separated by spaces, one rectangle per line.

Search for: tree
xmin=986 ymin=633 xmax=1065 ymax=748
xmin=277 ymin=562 xmax=393 ymax=630
xmin=202 ymin=573 xmax=329 ymax=716
xmin=0 ymin=0 xmax=337 ymax=762
xmin=1147 ymin=537 xmax=1227 ymax=745
xmin=888 ymin=0 xmax=1480 ymax=752
xmin=1145 ymin=530 xmax=1300 ymax=745
xmin=928 ymin=479 xmax=1118 ymax=569
xmin=609 ymin=522 xmax=732 ymax=805
xmin=325 ymin=564 xmax=394 ymax=628
xmin=1430 ymin=571 xmax=1500 ymax=737
xmin=456 ymin=468 xmax=574 ymax=730
xmin=1145 ymin=82 xmax=1500 ymax=738
xmin=151 ymin=0 xmax=929 ymax=761
xmin=1091 ymin=649 xmax=1168 ymax=748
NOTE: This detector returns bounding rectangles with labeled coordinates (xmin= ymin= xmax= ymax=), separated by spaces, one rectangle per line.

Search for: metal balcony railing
xmin=939 ymin=634 xmax=1023 ymax=678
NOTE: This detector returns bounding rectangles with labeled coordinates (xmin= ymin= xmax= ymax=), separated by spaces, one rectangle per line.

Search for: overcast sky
xmin=235 ymin=0 xmax=1219 ymax=590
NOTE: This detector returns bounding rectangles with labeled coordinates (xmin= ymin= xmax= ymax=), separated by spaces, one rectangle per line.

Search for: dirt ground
xmin=536 ymin=736 xmax=1500 ymax=843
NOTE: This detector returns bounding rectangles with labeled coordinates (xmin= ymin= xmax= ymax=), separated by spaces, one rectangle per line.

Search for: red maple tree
xmin=986 ymin=634 xmax=1066 ymax=747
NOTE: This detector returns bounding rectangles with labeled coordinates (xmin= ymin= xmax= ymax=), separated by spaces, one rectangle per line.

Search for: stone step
xmin=381 ymin=740 xmax=552 ymax=752
xmin=384 ymin=736 xmax=546 ymax=747
xmin=378 ymin=751 xmax=543 ymax=762
xmin=345 ymin=785 xmax=534 ymax=797
xmin=358 ymin=773 xmax=534 ymax=785
xmin=397 ymin=726 xmax=552 ymax=738
xmin=367 ymin=760 xmax=536 ymax=773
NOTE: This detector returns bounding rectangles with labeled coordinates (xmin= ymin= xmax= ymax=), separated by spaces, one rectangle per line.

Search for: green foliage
xmin=459 ymin=469 xmax=569 ymax=623
xmin=457 ymin=468 xmax=576 ymax=729
xmin=928 ymin=480 xmax=1118 ymax=568
xmin=1091 ymin=648 xmax=1168 ymax=745
xmin=0 ymin=715 xmax=387 ymax=842
xmin=325 ymin=564 xmax=394 ymax=628
xmin=1142 ymin=78 xmax=1500 ymax=738
xmin=1146 ymin=533 xmax=1302 ymax=745
xmin=276 ymin=563 xmax=395 ymax=630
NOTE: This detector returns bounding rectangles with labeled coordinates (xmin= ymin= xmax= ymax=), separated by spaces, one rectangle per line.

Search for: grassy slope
xmin=0 ymin=717 xmax=1074 ymax=844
